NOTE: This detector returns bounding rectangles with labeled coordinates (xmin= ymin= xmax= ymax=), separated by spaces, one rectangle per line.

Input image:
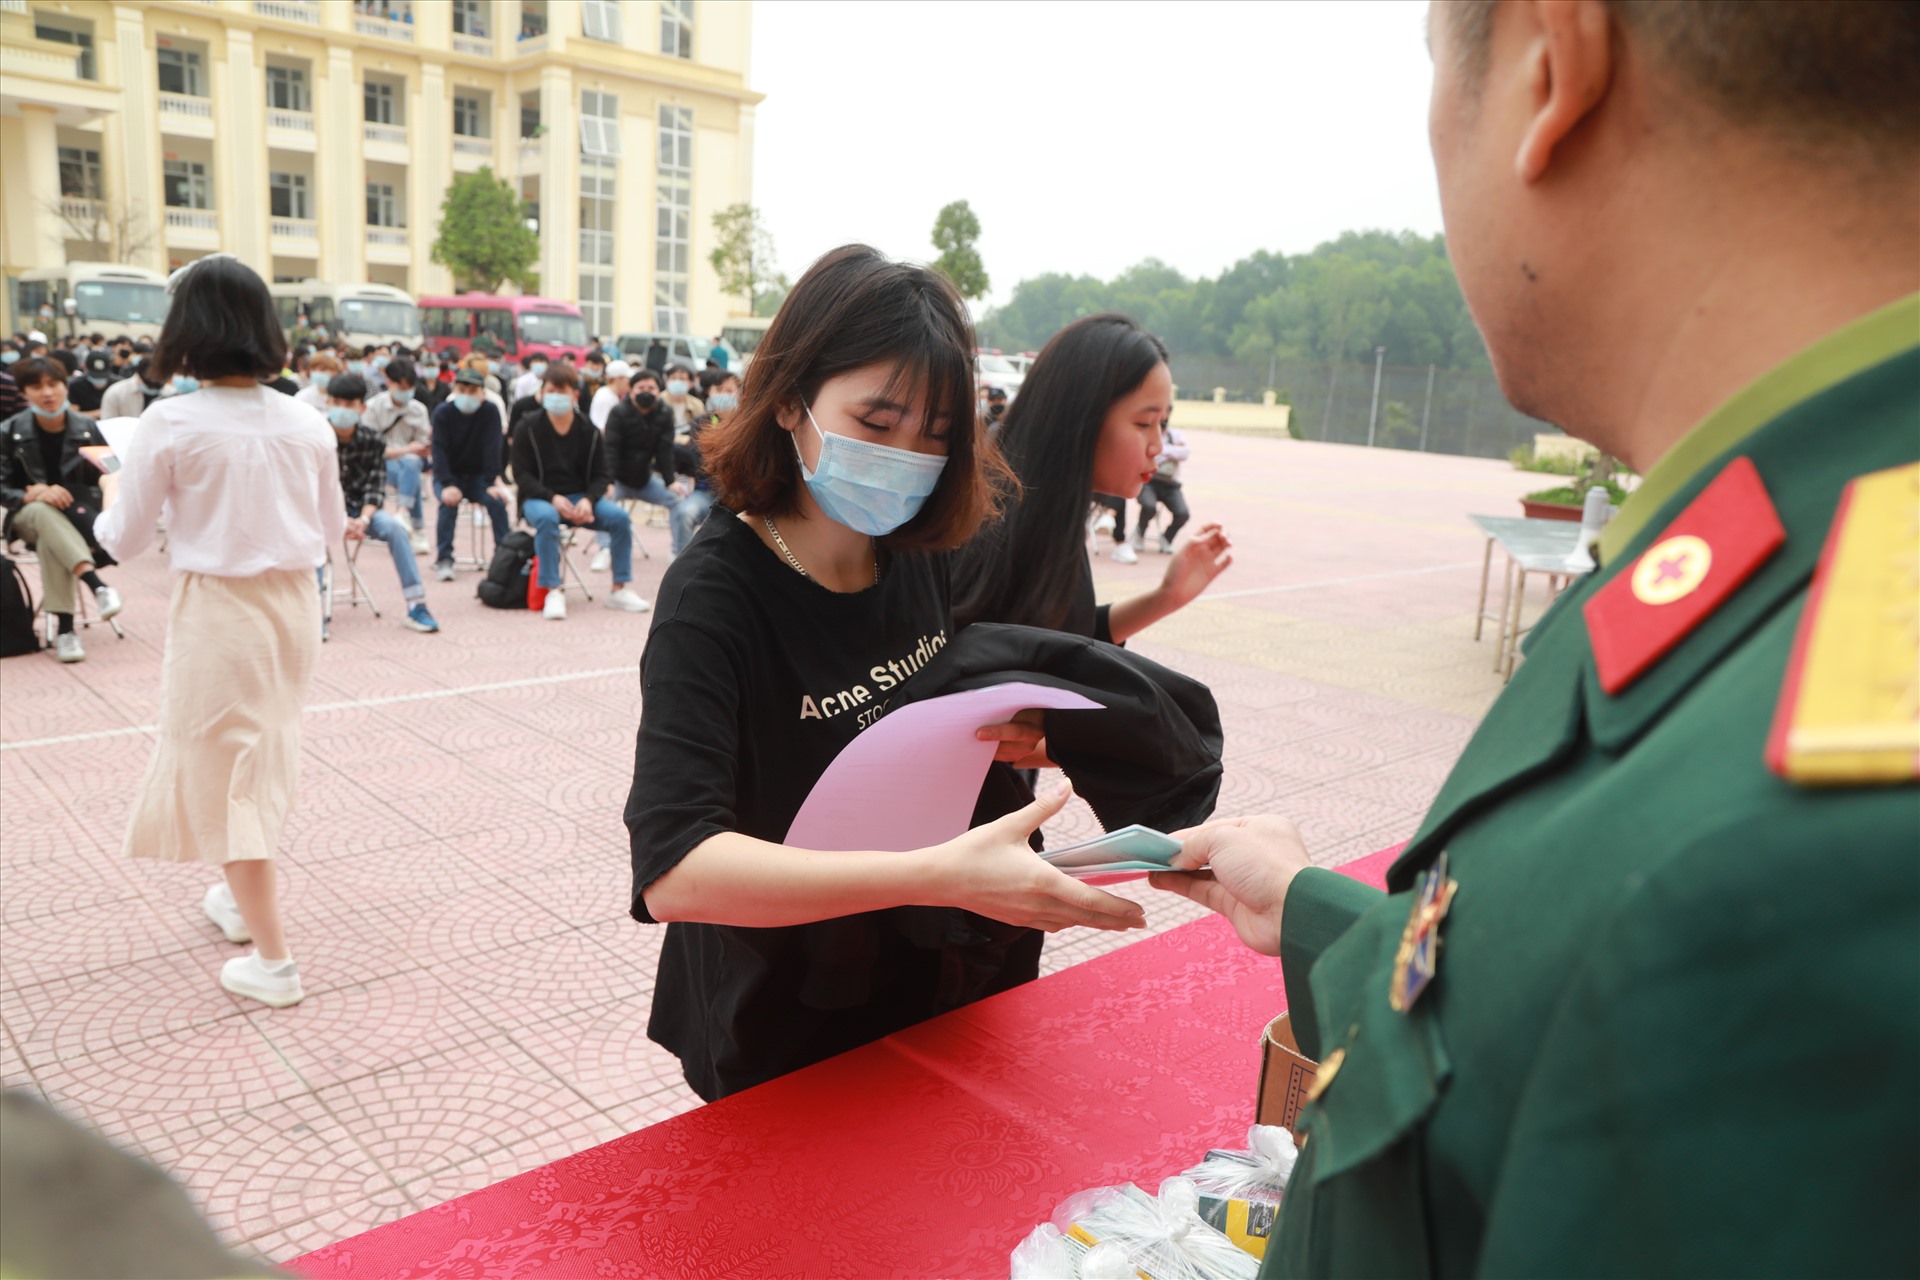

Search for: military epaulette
xmin=1766 ymin=461 xmax=1920 ymax=786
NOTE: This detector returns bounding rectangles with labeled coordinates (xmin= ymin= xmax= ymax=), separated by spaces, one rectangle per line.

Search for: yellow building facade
xmin=0 ymin=0 xmax=761 ymax=338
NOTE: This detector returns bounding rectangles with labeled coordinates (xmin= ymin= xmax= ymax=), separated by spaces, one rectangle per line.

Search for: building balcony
xmin=512 ymin=33 xmax=547 ymax=56
xmin=363 ymin=121 xmax=408 ymax=162
xmin=0 ymin=0 xmax=29 ymax=15
xmin=253 ymin=0 xmax=319 ymax=23
xmin=164 ymin=207 xmax=219 ymax=249
xmin=452 ymin=135 xmax=493 ymax=170
xmin=452 ymin=32 xmax=494 ymax=57
xmin=57 ymin=196 xmax=99 ymax=223
xmin=159 ymin=91 xmax=216 ymax=138
xmin=353 ymin=14 xmax=414 ymax=42
xmin=266 ymin=107 xmax=317 ymax=151
xmin=365 ymin=225 xmax=409 ymax=265
xmin=270 ymin=217 xmax=318 ymax=253
xmin=517 ymin=135 xmax=543 ymax=174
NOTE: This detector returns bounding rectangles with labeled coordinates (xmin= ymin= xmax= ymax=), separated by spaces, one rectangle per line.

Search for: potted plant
xmin=1522 ymin=451 xmax=1628 ymax=521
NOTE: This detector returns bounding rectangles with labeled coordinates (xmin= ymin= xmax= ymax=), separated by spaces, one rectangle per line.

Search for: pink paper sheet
xmin=785 ymin=682 xmax=1101 ymax=852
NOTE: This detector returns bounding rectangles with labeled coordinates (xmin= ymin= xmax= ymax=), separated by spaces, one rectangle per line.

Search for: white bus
xmin=11 ymin=264 xmax=171 ymax=343
xmin=269 ymin=280 xmax=422 ymax=348
xmin=718 ymin=316 xmax=771 ymax=373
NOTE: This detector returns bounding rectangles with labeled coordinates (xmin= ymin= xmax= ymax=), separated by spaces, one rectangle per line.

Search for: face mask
xmin=325 ymin=406 xmax=360 ymax=429
xmin=707 ymin=392 xmax=738 ymax=414
xmin=453 ymin=393 xmax=482 ymax=414
xmin=88 ymin=376 xmax=108 ymax=388
xmin=348 ymin=361 xmax=367 ymax=375
xmin=373 ymin=355 xmax=390 ymax=370
xmin=487 ymin=360 xmax=502 ymax=376
xmin=173 ymin=375 xmax=200 ymax=394
xmin=0 ymin=351 xmax=17 ymax=364
xmin=633 ymin=391 xmax=659 ymax=410
xmin=529 ymin=362 xmax=548 ymax=377
xmin=31 ymin=394 xmax=69 ymax=418
xmin=311 ymin=372 xmax=332 ymax=392
xmin=977 ymin=399 xmax=990 ymax=418
xmin=795 ymin=404 xmax=947 ymax=537
xmin=541 ymin=392 xmax=572 ymax=416
xmin=391 ymin=387 xmax=413 ymax=404
xmin=666 ymin=380 xmax=689 ymax=398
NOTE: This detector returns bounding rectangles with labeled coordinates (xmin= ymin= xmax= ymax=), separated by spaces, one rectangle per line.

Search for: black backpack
xmin=476 ymin=529 xmax=535 ymax=609
xmin=0 ymin=555 xmax=41 ymax=657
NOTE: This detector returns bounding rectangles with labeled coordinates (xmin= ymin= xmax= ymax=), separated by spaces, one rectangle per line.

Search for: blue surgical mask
xmin=391 ymin=387 xmax=413 ymax=404
xmin=795 ymin=404 xmax=947 ymax=537
xmin=541 ymin=392 xmax=572 ymax=416
xmin=487 ymin=360 xmax=502 ymax=376
xmin=173 ymin=374 xmax=200 ymax=394
xmin=88 ymin=376 xmax=108 ymax=388
xmin=453 ymin=393 xmax=482 ymax=414
xmin=32 ymin=394 xmax=69 ymax=419
xmin=529 ymin=362 xmax=548 ymax=377
xmin=373 ymin=355 xmax=390 ymax=370
xmin=0 ymin=350 xmax=17 ymax=364
xmin=348 ymin=361 xmax=367 ymax=375
xmin=325 ymin=406 xmax=359 ymax=429
xmin=667 ymin=379 xmax=689 ymax=398
xmin=311 ymin=372 xmax=331 ymax=392
xmin=706 ymin=392 xmax=738 ymax=414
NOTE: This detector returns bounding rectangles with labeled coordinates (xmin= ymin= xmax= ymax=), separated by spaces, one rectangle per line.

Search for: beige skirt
xmin=124 ymin=568 xmax=321 ymax=864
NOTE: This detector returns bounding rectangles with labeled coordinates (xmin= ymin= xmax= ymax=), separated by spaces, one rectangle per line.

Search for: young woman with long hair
xmin=95 ymin=255 xmax=345 ymax=1008
xmin=625 ymin=247 xmax=1146 ymax=1101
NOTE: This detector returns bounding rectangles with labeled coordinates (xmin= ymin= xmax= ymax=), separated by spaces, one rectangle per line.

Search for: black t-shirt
xmin=35 ymin=422 xmax=65 ymax=485
xmin=66 ymin=375 xmax=104 ymax=414
xmin=626 ymin=508 xmax=1036 ymax=1101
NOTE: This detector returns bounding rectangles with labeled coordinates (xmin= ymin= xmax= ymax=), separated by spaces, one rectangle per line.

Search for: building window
xmin=265 ymin=64 xmax=310 ymax=112
xmin=452 ymin=0 xmax=488 ymax=36
xmin=364 ymin=78 xmax=401 ymax=125
xmin=520 ymin=91 xmax=542 ymax=139
xmin=661 ymin=0 xmax=693 ymax=59
xmin=366 ymin=182 xmax=404 ymax=227
xmin=163 ymin=159 xmax=212 ymax=209
xmin=270 ymin=172 xmax=311 ymax=219
xmin=579 ymin=273 xmax=615 ymax=339
xmin=519 ymin=0 xmax=547 ymax=40
xmin=156 ymin=46 xmax=207 ymax=97
xmin=58 ymin=146 xmax=103 ymax=200
xmin=580 ymin=158 xmax=617 ymax=335
xmin=582 ymin=0 xmax=622 ymax=43
xmin=454 ymin=93 xmax=488 ymax=138
xmin=34 ymin=12 xmax=96 ymax=81
xmin=654 ymin=105 xmax=693 ymax=333
xmin=352 ymin=0 xmax=414 ymax=19
xmin=580 ymin=90 xmax=620 ymax=158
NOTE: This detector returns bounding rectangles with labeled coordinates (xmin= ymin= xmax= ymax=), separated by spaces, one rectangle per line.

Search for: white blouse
xmin=95 ymin=384 xmax=347 ymax=576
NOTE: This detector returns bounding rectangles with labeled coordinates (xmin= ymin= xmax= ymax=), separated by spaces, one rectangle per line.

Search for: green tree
xmin=931 ymin=200 xmax=989 ymax=301
xmin=709 ymin=203 xmax=788 ymax=316
xmin=430 ymin=167 xmax=540 ymax=293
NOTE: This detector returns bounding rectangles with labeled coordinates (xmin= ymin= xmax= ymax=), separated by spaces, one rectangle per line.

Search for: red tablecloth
xmin=289 ymin=849 xmax=1397 ymax=1279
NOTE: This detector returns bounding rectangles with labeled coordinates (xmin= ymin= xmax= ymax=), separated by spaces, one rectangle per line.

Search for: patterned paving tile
xmin=509 ymin=993 xmax=689 ymax=1115
xmin=245 ymin=969 xmax=493 ymax=1091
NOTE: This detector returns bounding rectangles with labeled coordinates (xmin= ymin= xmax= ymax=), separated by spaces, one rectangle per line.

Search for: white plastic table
xmin=1470 ymin=515 xmax=1586 ymax=681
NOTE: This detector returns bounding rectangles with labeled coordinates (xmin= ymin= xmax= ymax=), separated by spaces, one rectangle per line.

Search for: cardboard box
xmin=1255 ymin=1012 xmax=1318 ymax=1137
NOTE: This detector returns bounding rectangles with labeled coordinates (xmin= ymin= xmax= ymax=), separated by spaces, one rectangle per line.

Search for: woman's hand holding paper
xmin=934 ymin=784 xmax=1146 ymax=934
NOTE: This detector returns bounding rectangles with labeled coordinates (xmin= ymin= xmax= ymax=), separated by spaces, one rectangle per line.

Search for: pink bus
xmin=417 ymin=294 xmax=592 ymax=366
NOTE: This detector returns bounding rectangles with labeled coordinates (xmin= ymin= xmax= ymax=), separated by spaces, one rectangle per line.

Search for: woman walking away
xmin=95 ymin=255 xmax=344 ymax=1008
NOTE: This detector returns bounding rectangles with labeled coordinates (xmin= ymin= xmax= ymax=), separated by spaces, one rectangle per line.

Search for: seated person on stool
xmin=672 ymin=370 xmax=735 ymax=555
xmin=598 ymin=367 xmax=682 ymax=569
xmin=1 ymin=357 xmax=124 ymax=662
xmin=363 ymin=356 xmax=432 ymax=553
xmin=428 ymin=366 xmax=512 ymax=582
xmin=322 ymin=372 xmax=439 ymax=634
xmin=509 ymin=361 xmax=650 ymax=620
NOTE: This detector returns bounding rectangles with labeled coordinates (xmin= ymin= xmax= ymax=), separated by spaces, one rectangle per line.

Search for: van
xmin=11 ymin=264 xmax=170 ymax=343
xmin=614 ymin=331 xmax=712 ymax=374
xmin=270 ymin=281 xmax=421 ymax=348
xmin=421 ymin=294 xmax=591 ymax=366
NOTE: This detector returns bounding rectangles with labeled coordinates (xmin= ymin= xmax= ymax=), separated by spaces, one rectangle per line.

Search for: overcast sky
xmin=750 ymin=0 xmax=1444 ymax=313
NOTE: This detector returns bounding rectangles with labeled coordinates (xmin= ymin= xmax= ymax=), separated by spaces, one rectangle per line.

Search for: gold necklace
xmin=763 ymin=515 xmax=879 ymax=585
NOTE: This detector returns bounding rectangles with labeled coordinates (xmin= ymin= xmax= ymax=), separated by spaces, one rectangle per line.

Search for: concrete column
xmin=113 ymin=4 xmax=163 ymax=271
xmin=317 ymin=45 xmax=365 ymax=282
xmin=538 ymin=63 xmax=573 ymax=300
xmin=412 ymin=60 xmax=448 ymax=294
xmin=17 ymin=106 xmax=67 ymax=267
xmin=217 ymin=26 xmax=268 ymax=274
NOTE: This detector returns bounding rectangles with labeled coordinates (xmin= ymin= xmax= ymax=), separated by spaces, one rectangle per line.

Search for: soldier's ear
xmin=1513 ymin=0 xmax=1615 ymax=185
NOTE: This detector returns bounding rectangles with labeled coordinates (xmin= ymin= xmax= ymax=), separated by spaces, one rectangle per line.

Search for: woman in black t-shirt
xmin=625 ymin=247 xmax=1147 ymax=1102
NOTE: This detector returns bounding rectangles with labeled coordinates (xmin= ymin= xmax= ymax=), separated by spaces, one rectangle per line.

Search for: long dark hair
xmin=953 ymin=314 xmax=1168 ymax=630
xmin=703 ymin=244 xmax=1011 ymax=553
xmin=151 ymin=255 xmax=287 ymax=381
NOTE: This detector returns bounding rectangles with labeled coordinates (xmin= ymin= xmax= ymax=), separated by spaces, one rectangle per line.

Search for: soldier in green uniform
xmin=1154 ymin=2 xmax=1920 ymax=1275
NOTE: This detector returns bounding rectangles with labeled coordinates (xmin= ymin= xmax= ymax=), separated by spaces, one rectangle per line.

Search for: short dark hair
xmin=362 ymin=344 xmax=378 ymax=357
xmin=152 ymin=256 xmax=287 ymax=381
xmin=384 ymin=357 xmax=417 ymax=388
xmin=697 ymin=367 xmax=731 ymax=393
xmin=665 ymin=363 xmax=694 ymax=381
xmin=701 ymin=243 xmax=1011 ymax=554
xmin=540 ymin=362 xmax=580 ymax=391
xmin=630 ymin=369 xmax=662 ymax=391
xmin=327 ymin=371 xmax=369 ymax=403
xmin=11 ymin=356 xmax=65 ymax=391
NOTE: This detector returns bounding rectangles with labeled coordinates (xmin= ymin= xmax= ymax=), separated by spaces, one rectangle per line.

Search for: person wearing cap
xmin=427 ymin=364 xmax=511 ymax=582
xmin=589 ymin=360 xmax=632 ymax=431
xmin=363 ymin=357 xmax=433 ymax=553
xmin=67 ymin=352 xmax=115 ymax=419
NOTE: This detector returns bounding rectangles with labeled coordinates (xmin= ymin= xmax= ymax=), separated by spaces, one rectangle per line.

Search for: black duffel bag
xmin=1 ymin=555 xmax=41 ymax=656
xmin=476 ymin=529 xmax=535 ymax=609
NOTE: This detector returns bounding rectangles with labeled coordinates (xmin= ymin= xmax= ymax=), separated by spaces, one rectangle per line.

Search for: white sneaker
xmin=1128 ymin=532 xmax=1144 ymax=553
xmin=589 ymin=547 xmax=612 ymax=572
xmin=220 ymin=951 xmax=303 ymax=1008
xmin=1093 ymin=511 xmax=1116 ymax=535
xmin=1158 ymin=533 xmax=1176 ymax=554
xmin=605 ymin=587 xmax=651 ymax=613
xmin=202 ymin=883 xmax=251 ymax=943
xmin=1110 ymin=542 xmax=1139 ymax=565
xmin=409 ymin=528 xmax=430 ymax=555
xmin=543 ymin=590 xmax=568 ymax=620
xmin=52 ymin=631 xmax=84 ymax=663
xmin=93 ymin=584 xmax=124 ymax=619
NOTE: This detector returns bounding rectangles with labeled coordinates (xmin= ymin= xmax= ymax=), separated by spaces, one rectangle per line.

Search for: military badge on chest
xmin=1389 ymin=851 xmax=1458 ymax=1013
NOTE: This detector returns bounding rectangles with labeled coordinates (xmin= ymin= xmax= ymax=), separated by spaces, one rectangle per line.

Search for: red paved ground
xmin=0 ymin=432 xmax=1546 ymax=1265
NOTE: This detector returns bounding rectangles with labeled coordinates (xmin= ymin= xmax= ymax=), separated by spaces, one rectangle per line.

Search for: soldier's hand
xmin=1149 ymin=814 xmax=1309 ymax=957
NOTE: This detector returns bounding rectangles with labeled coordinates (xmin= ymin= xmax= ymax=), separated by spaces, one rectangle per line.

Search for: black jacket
xmin=509 ymin=411 xmax=610 ymax=505
xmin=0 ymin=407 xmax=113 ymax=553
xmin=605 ymin=396 xmax=677 ymax=489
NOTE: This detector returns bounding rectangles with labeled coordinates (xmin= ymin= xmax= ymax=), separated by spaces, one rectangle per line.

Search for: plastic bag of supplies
xmin=1179 ymin=1125 xmax=1298 ymax=1259
xmin=1017 ymin=1177 xmax=1257 ymax=1280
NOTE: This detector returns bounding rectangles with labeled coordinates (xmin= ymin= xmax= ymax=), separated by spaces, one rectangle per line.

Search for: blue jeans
xmin=670 ymin=488 xmax=715 ymax=555
xmin=523 ymin=494 xmax=631 ymax=588
xmin=386 ymin=455 xmax=426 ymax=527
xmin=365 ymin=509 xmax=424 ymax=602
xmin=435 ymin=475 xmax=511 ymax=565
xmin=601 ymin=478 xmax=682 ymax=554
